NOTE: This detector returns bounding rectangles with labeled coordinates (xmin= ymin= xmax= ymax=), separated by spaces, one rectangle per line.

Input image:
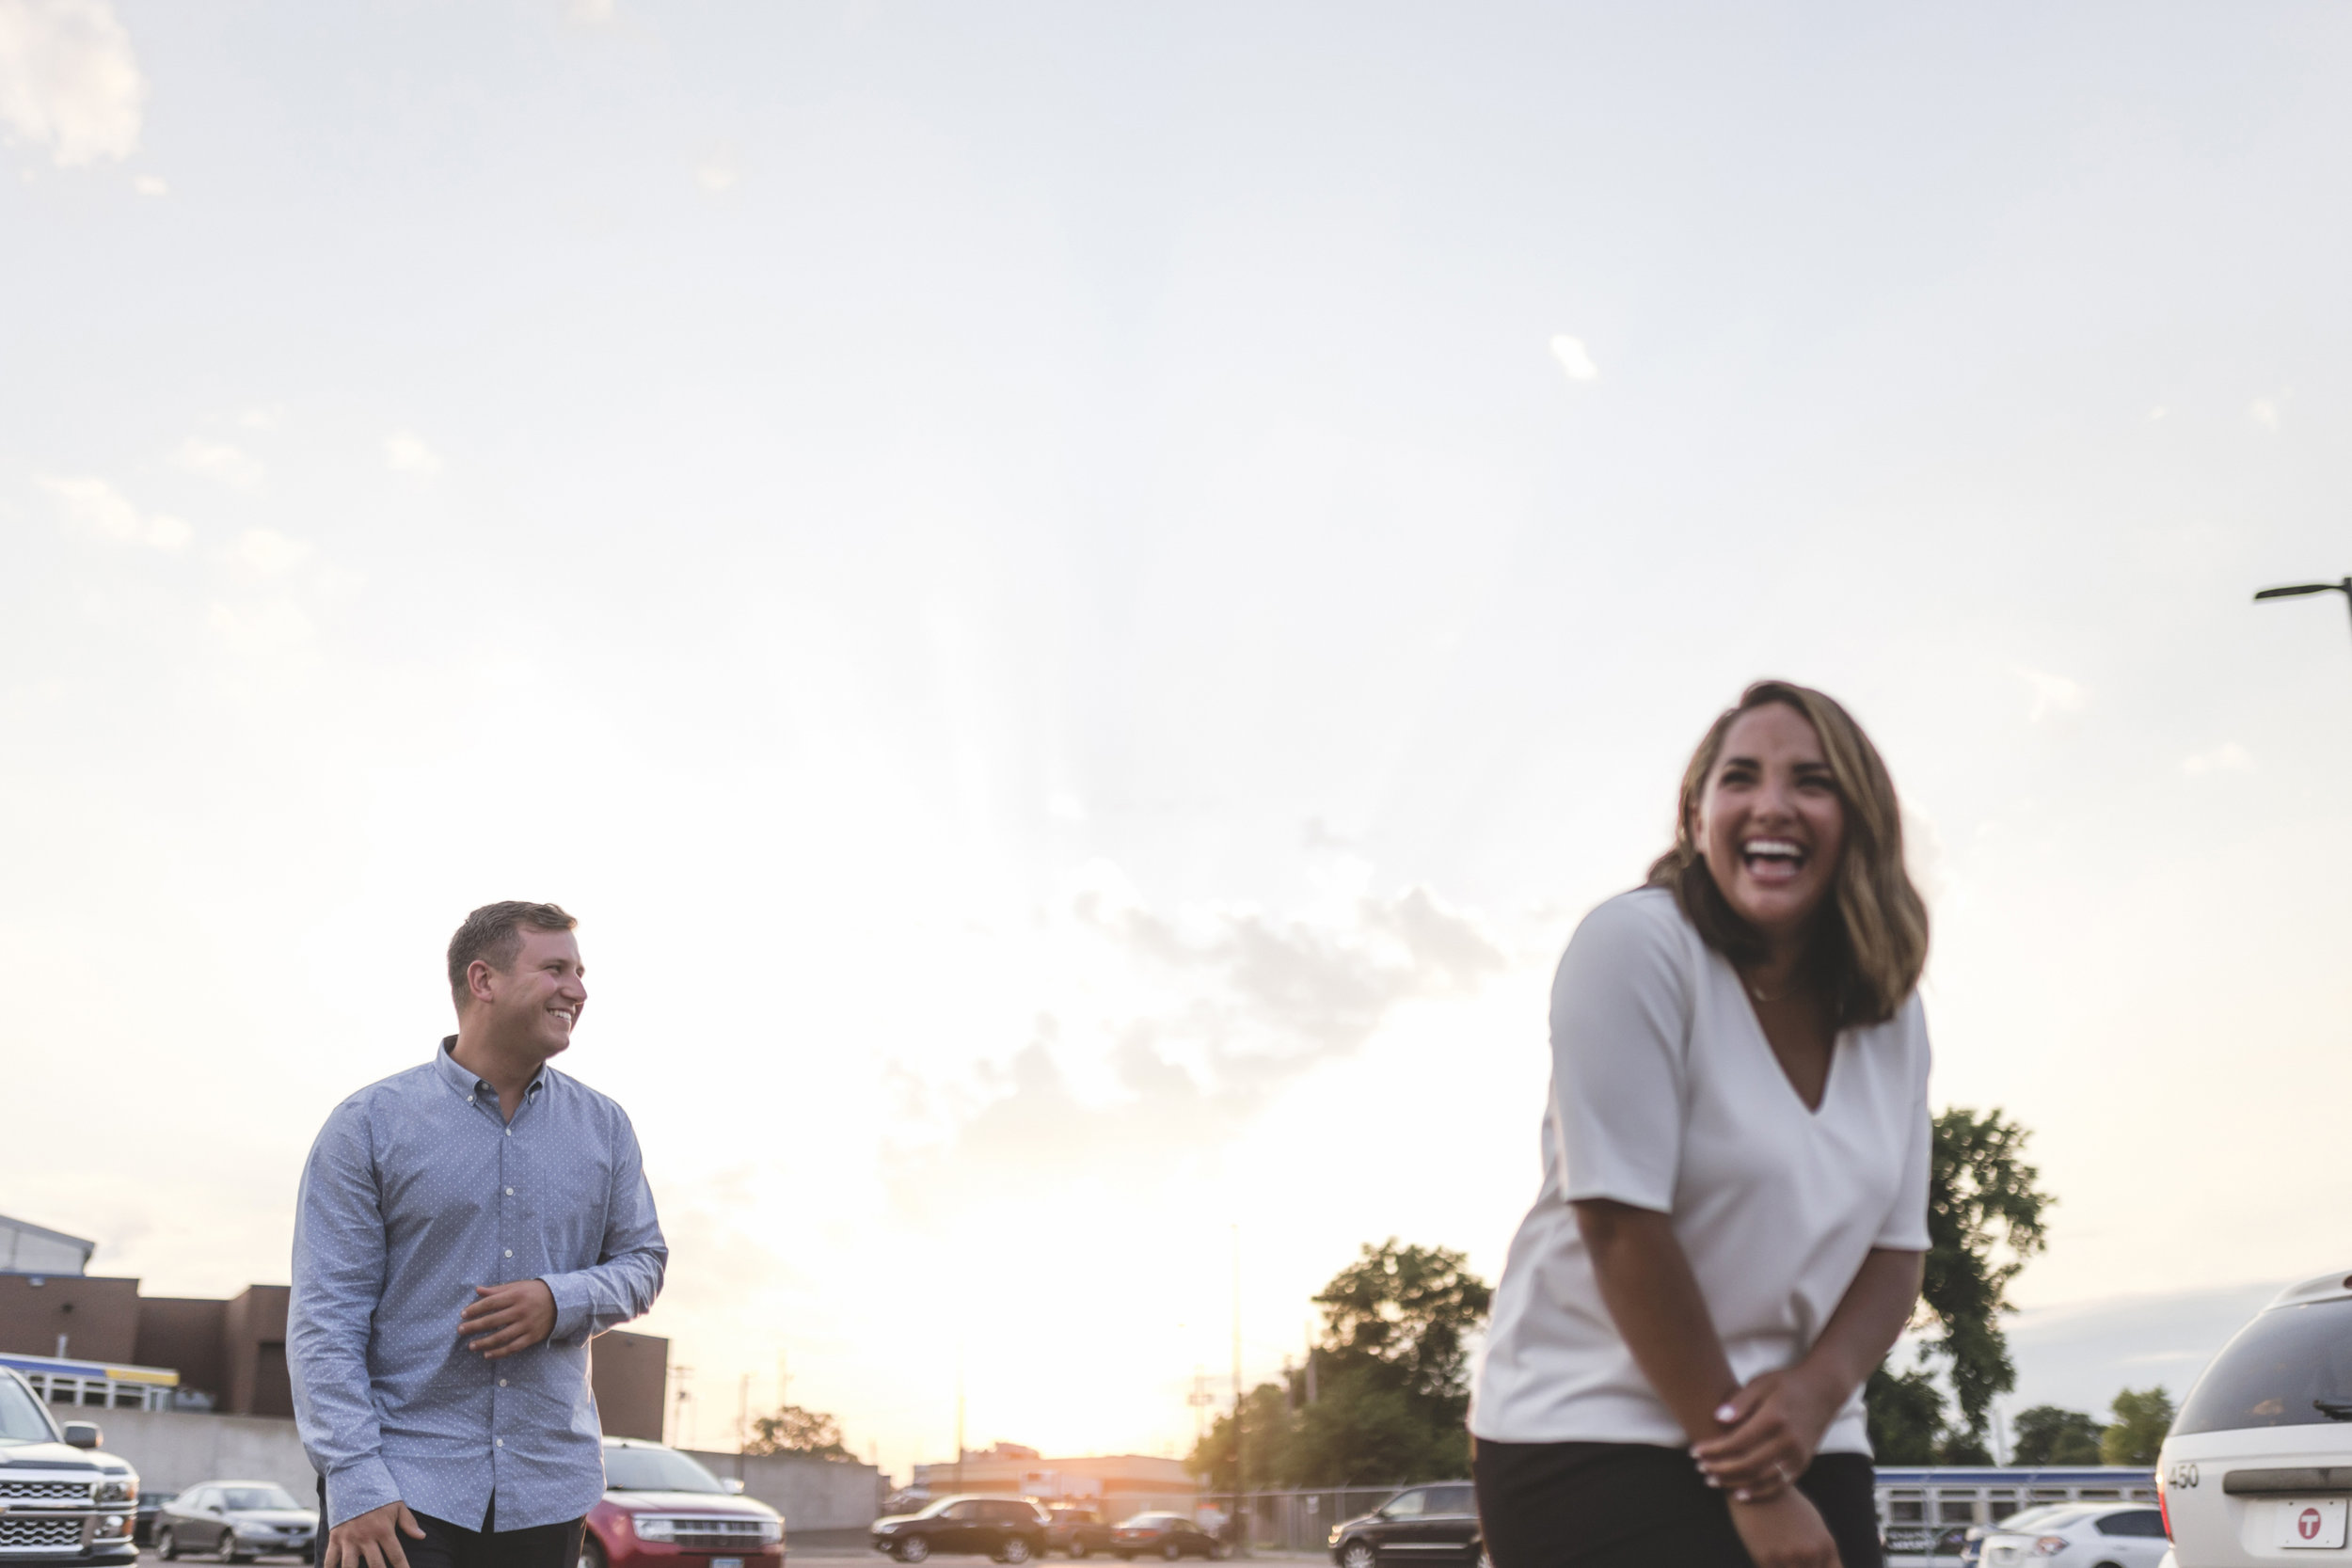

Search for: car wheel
xmin=579 ymin=1531 xmax=609 ymax=1568
xmin=1004 ymin=1538 xmax=1038 ymax=1566
xmin=217 ymin=1532 xmax=242 ymax=1564
xmin=1206 ymin=1543 xmax=1230 ymax=1561
xmin=1341 ymin=1543 xmax=1377 ymax=1568
xmin=1070 ymin=1545 xmax=1089 ymax=1560
xmin=895 ymin=1536 xmax=932 ymax=1564
xmin=159 ymin=1530 xmax=179 ymax=1561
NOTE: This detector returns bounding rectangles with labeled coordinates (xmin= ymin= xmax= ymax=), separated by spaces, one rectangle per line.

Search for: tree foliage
xmin=1865 ymin=1107 xmax=2052 ymax=1454
xmin=2101 ymin=1387 xmax=2174 ymax=1466
xmin=745 ymin=1402 xmax=854 ymax=1461
xmin=1187 ymin=1240 xmax=1492 ymax=1489
xmin=2010 ymin=1405 xmax=2104 ymax=1466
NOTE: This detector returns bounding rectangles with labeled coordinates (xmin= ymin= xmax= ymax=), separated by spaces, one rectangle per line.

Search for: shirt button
xmin=495 ymin=1439 xmax=503 ymax=1448
xmin=499 ymin=1379 xmax=508 ymax=1387
xmin=505 ymin=1188 xmax=514 ymax=1196
xmin=503 ymin=1249 xmax=514 ymax=1258
xmin=505 ymin=1130 xmax=512 ymax=1136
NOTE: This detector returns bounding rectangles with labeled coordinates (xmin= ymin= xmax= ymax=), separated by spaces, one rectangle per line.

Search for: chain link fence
xmin=1217 ymin=1485 xmax=1445 ymax=1552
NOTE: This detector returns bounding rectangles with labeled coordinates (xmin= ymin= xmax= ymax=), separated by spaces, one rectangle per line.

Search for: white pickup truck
xmin=0 ymin=1366 xmax=139 ymax=1566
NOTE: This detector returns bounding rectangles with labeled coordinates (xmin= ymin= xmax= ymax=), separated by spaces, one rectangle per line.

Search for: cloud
xmin=206 ymin=598 xmax=311 ymax=656
xmin=40 ymin=474 xmax=188 ymax=551
xmin=129 ymin=171 xmax=159 ymax=195
xmin=236 ymin=405 xmax=282 ymax=431
xmin=886 ymin=879 xmax=1509 ymax=1226
xmin=2014 ymin=666 xmax=2088 ymax=723
xmin=0 ymin=0 xmax=145 ymax=167
xmin=234 ymin=527 xmax=310 ymax=574
xmin=2183 ymin=742 xmax=2251 ymax=776
xmin=1549 ymin=334 xmax=1600 ymax=383
xmin=172 ymin=436 xmax=264 ymax=490
xmin=562 ymin=0 xmax=616 ymax=25
xmin=384 ymin=431 xmax=441 ymax=476
xmin=2248 ymin=393 xmax=2288 ymax=429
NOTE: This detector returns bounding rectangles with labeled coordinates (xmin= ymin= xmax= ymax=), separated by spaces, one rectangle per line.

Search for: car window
xmin=601 ymin=1447 xmax=729 ymax=1494
xmin=1384 ymin=1491 xmax=1427 ymax=1518
xmin=222 ymin=1487 xmax=302 ymax=1512
xmin=0 ymin=1375 xmax=55 ymax=1447
xmin=945 ymin=1501 xmax=980 ymax=1521
xmin=2096 ymin=1512 xmax=2166 ymax=1538
xmin=2177 ymin=1296 xmax=2352 ymax=1434
xmin=1427 ymin=1486 xmax=1474 ymax=1514
xmin=986 ymin=1501 xmax=1032 ymax=1525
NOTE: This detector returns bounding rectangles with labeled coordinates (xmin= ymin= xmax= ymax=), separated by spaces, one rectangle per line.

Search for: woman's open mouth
xmin=1740 ymin=836 xmax=1806 ymax=885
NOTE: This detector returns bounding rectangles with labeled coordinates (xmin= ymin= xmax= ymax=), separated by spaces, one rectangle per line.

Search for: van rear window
xmin=2175 ymin=1297 xmax=2352 ymax=1436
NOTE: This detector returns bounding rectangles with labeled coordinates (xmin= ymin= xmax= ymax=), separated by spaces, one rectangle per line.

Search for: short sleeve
xmin=1549 ymin=892 xmax=1698 ymax=1213
xmin=1873 ymin=998 xmax=1933 ymax=1250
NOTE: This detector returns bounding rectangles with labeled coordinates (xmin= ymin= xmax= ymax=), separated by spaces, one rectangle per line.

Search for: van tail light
xmin=2159 ymin=1478 xmax=2172 ymax=1540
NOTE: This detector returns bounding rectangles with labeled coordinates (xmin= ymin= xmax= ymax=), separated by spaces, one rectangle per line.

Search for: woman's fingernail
xmin=1732 ymin=1490 xmax=1750 ymax=1502
xmin=1715 ymin=1404 xmax=1737 ymax=1421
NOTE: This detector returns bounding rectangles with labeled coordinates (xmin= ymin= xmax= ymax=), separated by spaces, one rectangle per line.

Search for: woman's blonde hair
xmin=1645 ymin=679 xmax=1929 ymax=1027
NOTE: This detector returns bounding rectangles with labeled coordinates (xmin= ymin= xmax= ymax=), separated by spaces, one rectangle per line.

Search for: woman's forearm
xmin=1575 ymin=1198 xmax=1740 ymax=1444
xmin=1797 ymin=1245 xmax=1923 ymax=1401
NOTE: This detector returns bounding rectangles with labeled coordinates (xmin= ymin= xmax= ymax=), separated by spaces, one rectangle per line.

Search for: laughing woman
xmin=1470 ymin=682 xmax=1931 ymax=1568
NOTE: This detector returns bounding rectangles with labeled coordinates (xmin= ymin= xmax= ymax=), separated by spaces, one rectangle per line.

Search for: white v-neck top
xmin=1470 ymin=887 xmax=1931 ymax=1454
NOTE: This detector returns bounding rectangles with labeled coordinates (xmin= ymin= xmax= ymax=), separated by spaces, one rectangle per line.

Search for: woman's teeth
xmin=1741 ymin=838 xmax=1804 ymax=870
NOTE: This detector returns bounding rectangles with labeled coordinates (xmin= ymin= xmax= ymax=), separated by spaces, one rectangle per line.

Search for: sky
xmin=7 ymin=0 xmax=2352 ymax=1480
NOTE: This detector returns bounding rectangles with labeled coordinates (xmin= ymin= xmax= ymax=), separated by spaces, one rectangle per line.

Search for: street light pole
xmin=2254 ymin=577 xmax=2352 ymax=643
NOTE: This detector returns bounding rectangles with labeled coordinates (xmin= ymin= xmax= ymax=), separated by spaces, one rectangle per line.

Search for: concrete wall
xmin=79 ymin=1408 xmax=316 ymax=1497
xmin=684 ymin=1450 xmax=884 ymax=1536
xmin=80 ymin=1411 xmax=886 ymax=1541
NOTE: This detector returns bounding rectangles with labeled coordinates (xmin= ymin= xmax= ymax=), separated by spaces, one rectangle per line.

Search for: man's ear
xmin=468 ymin=958 xmax=501 ymax=1006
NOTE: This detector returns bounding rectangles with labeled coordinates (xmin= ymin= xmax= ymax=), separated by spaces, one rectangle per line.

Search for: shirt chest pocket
xmin=515 ymin=1142 xmax=615 ymax=1267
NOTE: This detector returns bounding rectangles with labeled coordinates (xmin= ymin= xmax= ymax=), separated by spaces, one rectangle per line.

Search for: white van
xmin=2158 ymin=1269 xmax=2352 ymax=1564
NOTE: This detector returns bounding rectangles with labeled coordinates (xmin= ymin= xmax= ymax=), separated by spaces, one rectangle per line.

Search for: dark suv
xmin=871 ymin=1496 xmax=1050 ymax=1563
xmin=1327 ymin=1484 xmax=1484 ymax=1568
xmin=1045 ymin=1510 xmax=1113 ymax=1559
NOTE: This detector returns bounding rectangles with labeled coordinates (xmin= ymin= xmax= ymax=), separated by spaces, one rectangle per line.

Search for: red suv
xmin=581 ymin=1438 xmax=785 ymax=1568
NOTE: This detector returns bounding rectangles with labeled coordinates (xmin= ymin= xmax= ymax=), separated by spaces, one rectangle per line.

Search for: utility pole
xmin=2255 ymin=577 xmax=2352 ymax=647
xmin=954 ymin=1344 xmax=966 ymax=1494
xmin=1232 ymin=1225 xmax=1246 ymax=1557
xmin=1304 ymin=1322 xmax=1317 ymax=1405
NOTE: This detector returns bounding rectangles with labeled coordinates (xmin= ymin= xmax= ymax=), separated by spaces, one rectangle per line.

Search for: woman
xmin=1470 ymin=681 xmax=1931 ymax=1568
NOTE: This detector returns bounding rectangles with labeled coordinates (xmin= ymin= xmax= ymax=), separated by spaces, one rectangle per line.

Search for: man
xmin=291 ymin=902 xmax=667 ymax=1568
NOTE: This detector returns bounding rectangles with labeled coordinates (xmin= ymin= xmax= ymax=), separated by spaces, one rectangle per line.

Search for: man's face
xmin=475 ymin=927 xmax=587 ymax=1057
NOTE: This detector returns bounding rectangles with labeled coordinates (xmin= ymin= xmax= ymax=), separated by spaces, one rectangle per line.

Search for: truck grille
xmin=0 ymin=1516 xmax=87 ymax=1550
xmin=660 ymin=1519 xmax=772 ymax=1549
xmin=0 ymin=1480 xmax=94 ymax=1505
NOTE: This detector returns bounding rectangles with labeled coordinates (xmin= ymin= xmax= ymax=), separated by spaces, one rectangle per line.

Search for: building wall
xmin=133 ymin=1300 xmax=230 ymax=1402
xmin=589 ymin=1329 xmax=665 ymax=1441
xmin=0 ymin=1275 xmax=142 ymax=1365
xmin=684 ymin=1449 xmax=885 ymax=1537
xmin=221 ymin=1287 xmax=292 ymax=1418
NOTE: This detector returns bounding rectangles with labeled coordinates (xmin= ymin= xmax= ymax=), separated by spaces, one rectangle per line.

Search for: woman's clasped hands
xmin=1692 ymin=1367 xmax=1846 ymax=1568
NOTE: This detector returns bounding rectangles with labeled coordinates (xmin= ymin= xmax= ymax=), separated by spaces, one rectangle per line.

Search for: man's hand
xmin=1692 ymin=1367 xmax=1839 ymax=1498
xmin=1726 ymin=1488 xmax=1840 ymax=1568
xmin=459 ymin=1280 xmax=558 ymax=1359
xmin=324 ymin=1501 xmax=424 ymax=1568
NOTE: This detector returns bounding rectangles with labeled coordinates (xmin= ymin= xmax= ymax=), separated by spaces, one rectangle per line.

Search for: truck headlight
xmin=96 ymin=1480 xmax=135 ymax=1505
xmin=635 ymin=1519 xmax=677 ymax=1543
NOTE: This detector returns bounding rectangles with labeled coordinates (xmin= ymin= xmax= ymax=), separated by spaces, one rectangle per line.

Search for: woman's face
xmin=1692 ymin=702 xmax=1847 ymax=948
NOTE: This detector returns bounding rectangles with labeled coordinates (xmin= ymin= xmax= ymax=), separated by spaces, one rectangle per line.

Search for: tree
xmin=1189 ymin=1240 xmax=1492 ymax=1490
xmin=1865 ymin=1365 xmax=1944 ymax=1465
xmin=1866 ymin=1108 xmax=2052 ymax=1453
xmin=2010 ymin=1405 xmax=2104 ymax=1466
xmin=745 ymin=1402 xmax=854 ymax=1461
xmin=2101 ymin=1387 xmax=2174 ymax=1466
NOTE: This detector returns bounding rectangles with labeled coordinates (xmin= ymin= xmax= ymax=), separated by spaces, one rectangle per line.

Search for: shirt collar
xmin=436 ymin=1036 xmax=554 ymax=1105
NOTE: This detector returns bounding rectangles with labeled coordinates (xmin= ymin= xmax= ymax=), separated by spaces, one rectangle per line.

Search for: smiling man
xmin=290 ymin=902 xmax=667 ymax=1568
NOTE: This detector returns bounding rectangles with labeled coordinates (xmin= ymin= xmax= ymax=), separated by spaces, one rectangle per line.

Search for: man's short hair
xmin=447 ymin=901 xmax=578 ymax=1011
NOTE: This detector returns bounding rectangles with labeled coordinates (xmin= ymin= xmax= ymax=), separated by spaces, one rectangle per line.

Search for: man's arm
xmin=286 ymin=1102 xmax=402 ymax=1528
xmin=542 ymin=1105 xmax=667 ymax=1346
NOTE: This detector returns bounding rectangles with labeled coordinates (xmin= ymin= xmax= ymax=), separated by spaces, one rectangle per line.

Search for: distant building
xmin=0 ymin=1214 xmax=667 ymax=1439
xmin=912 ymin=1449 xmax=1197 ymax=1518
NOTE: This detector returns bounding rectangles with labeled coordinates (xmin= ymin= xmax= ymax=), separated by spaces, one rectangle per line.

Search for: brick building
xmin=0 ymin=1213 xmax=667 ymax=1439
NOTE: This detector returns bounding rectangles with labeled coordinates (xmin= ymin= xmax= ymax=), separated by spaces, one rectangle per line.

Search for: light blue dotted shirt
xmin=289 ymin=1039 xmax=667 ymax=1531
